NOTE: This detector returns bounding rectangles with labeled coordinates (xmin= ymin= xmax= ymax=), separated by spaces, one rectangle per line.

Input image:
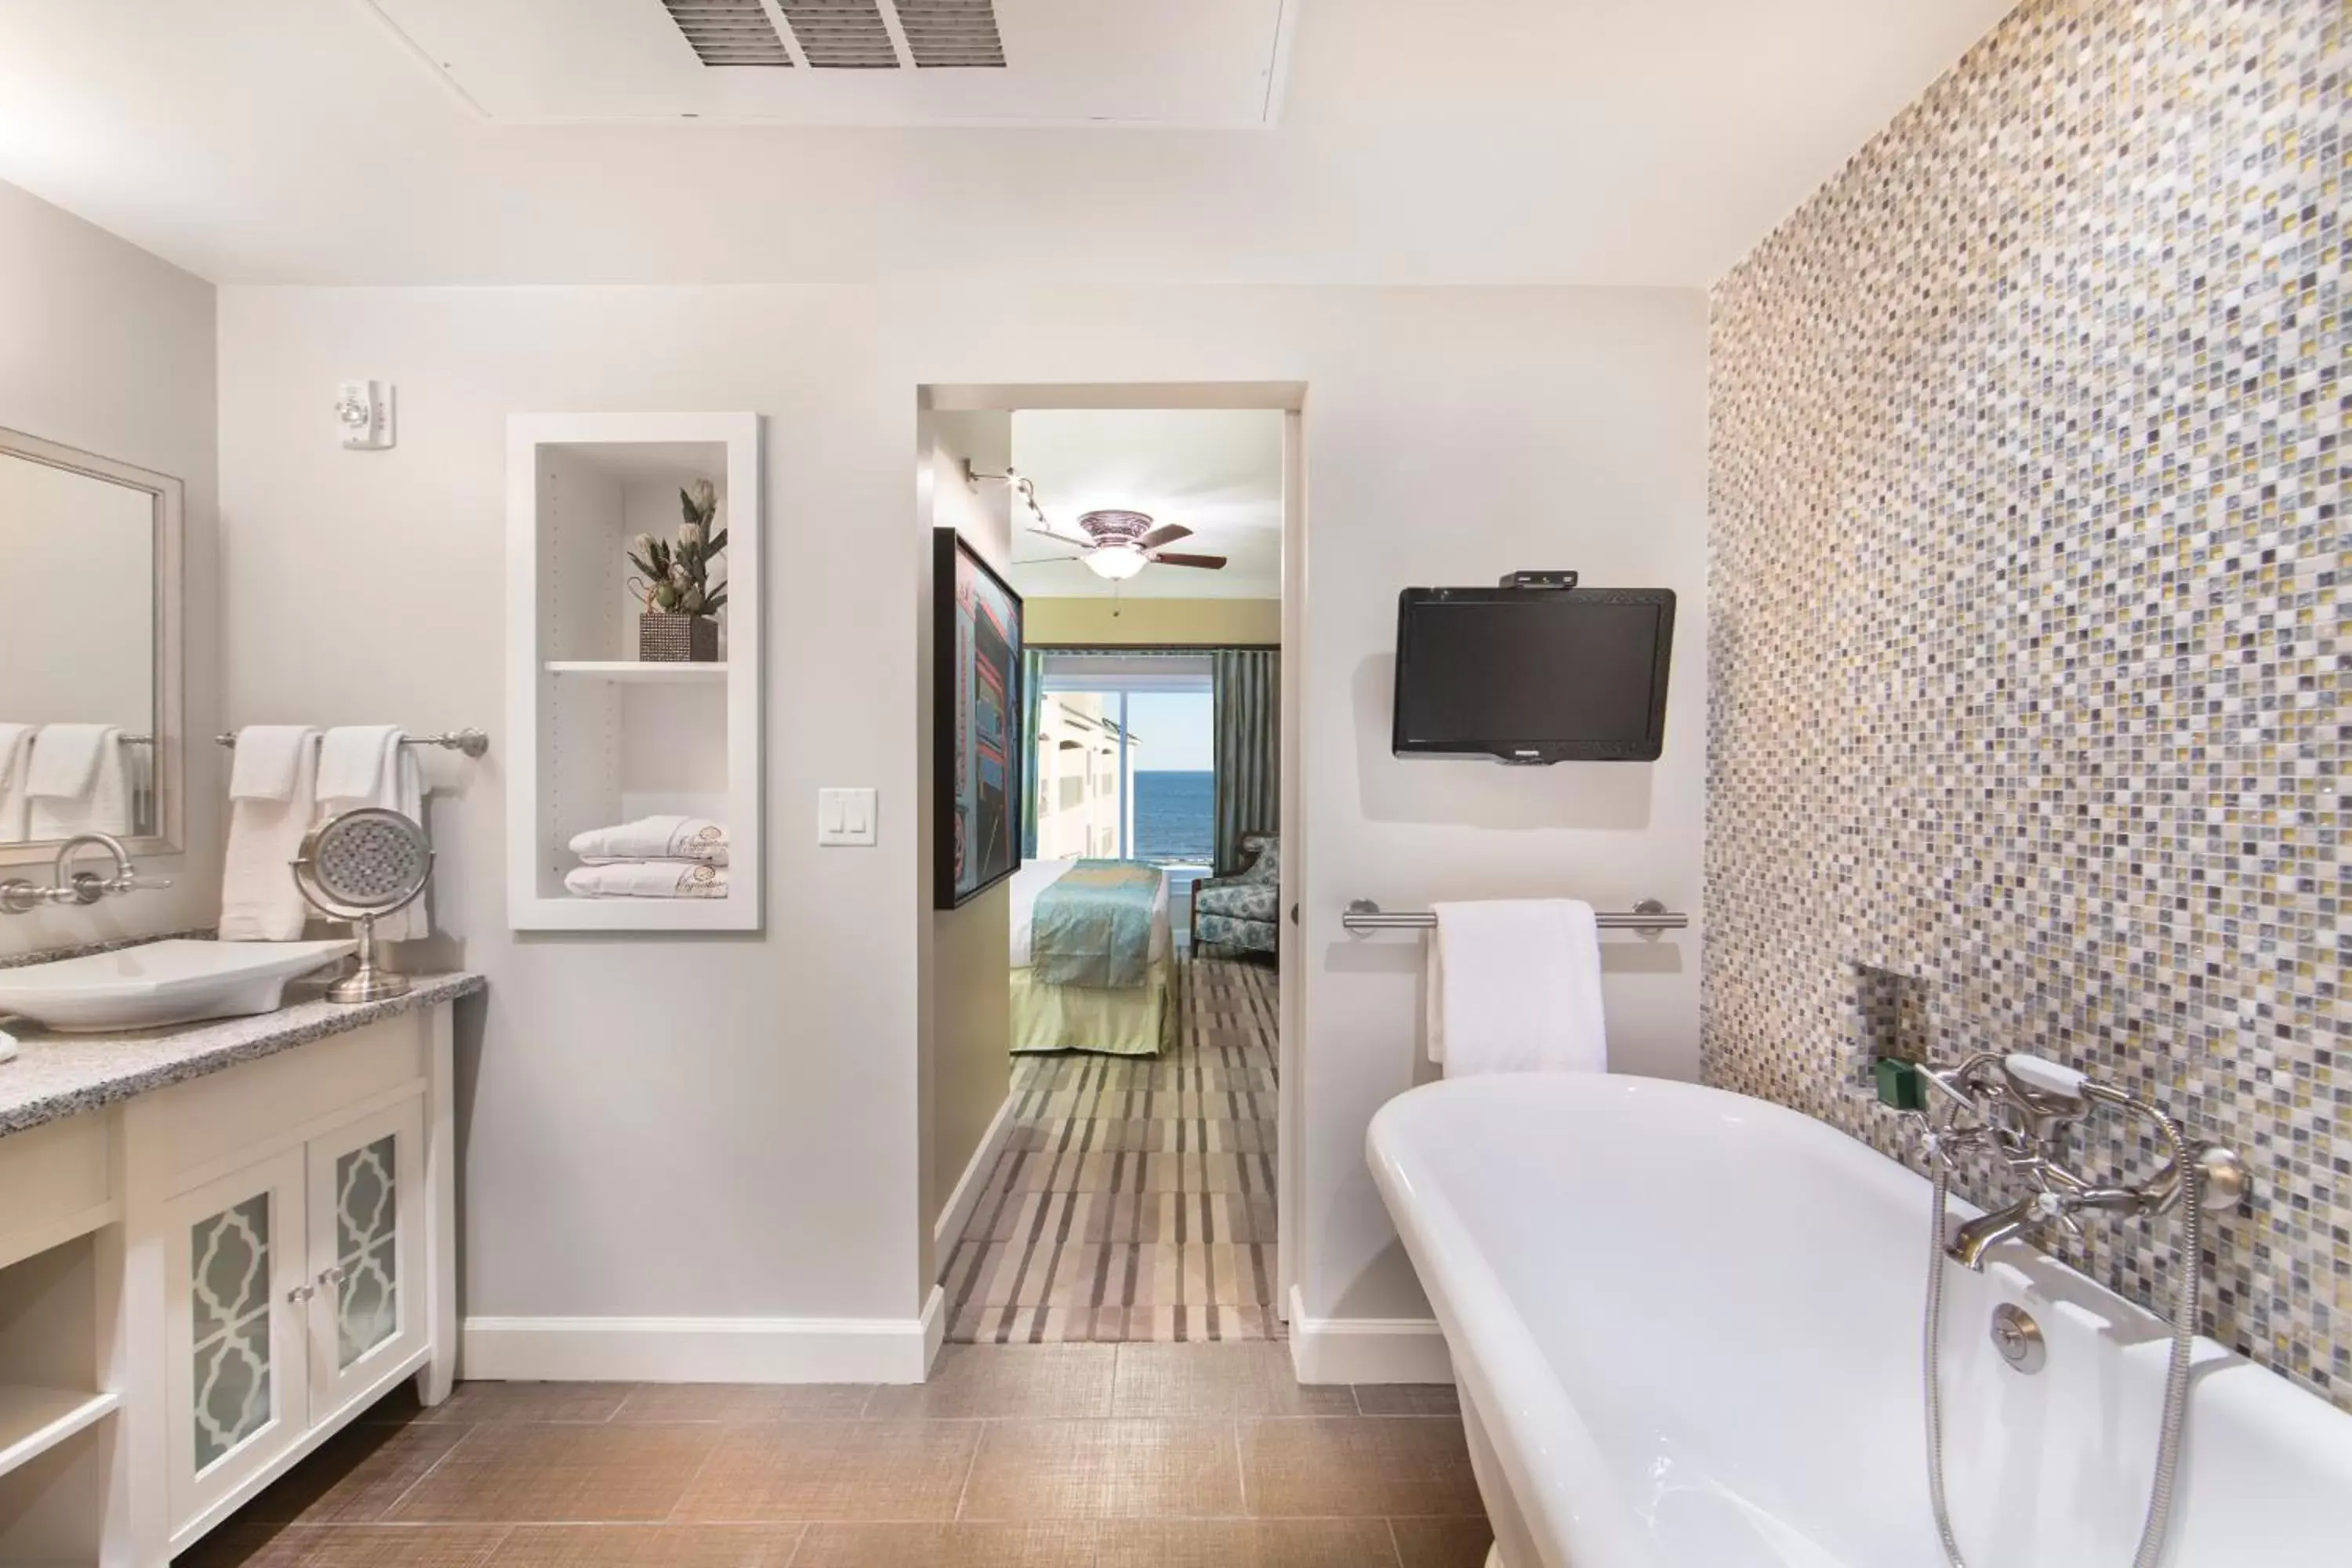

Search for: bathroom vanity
xmin=0 ymin=970 xmax=481 ymax=1566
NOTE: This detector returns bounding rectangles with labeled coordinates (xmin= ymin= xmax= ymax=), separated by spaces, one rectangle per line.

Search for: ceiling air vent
xmin=659 ymin=0 xmax=793 ymax=65
xmin=895 ymin=0 xmax=1005 ymax=68
xmin=779 ymin=2 xmax=900 ymax=69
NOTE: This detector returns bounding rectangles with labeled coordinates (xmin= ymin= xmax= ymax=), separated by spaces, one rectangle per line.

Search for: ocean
xmin=1134 ymin=770 xmax=1214 ymax=866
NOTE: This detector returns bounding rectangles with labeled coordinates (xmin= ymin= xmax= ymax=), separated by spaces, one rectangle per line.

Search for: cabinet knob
xmin=319 ymin=1265 xmax=347 ymax=1287
xmin=288 ymin=1283 xmax=316 ymax=1304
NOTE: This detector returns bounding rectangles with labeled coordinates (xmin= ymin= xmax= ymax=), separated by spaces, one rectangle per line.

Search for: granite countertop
xmin=0 ymin=971 xmax=485 ymax=1138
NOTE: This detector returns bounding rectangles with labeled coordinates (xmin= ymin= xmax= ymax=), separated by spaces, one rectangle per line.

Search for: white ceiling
xmin=1005 ymin=410 xmax=1283 ymax=601
xmin=371 ymin=0 xmax=1295 ymax=127
xmin=0 ymin=2 xmax=2016 ymax=286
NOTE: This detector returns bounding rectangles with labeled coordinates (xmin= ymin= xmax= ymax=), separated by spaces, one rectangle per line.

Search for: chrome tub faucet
xmin=1883 ymin=1050 xmax=2247 ymax=1270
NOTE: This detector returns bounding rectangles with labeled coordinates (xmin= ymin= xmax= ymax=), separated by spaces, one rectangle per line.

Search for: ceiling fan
xmin=1029 ymin=508 xmax=1229 ymax=581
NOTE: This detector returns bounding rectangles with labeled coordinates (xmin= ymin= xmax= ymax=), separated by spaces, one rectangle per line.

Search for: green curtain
xmin=1019 ymin=647 xmax=1044 ymax=860
xmin=1211 ymin=648 xmax=1279 ymax=875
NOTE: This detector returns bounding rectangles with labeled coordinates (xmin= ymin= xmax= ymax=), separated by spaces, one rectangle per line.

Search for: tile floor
xmin=180 ymin=1345 xmax=1493 ymax=1567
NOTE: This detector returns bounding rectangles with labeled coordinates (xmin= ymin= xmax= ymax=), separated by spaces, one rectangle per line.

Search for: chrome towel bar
xmin=213 ymin=728 xmax=490 ymax=758
xmin=1342 ymin=897 xmax=1687 ymax=933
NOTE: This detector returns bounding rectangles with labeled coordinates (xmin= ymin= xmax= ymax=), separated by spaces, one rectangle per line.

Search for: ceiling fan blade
xmin=1149 ymin=552 xmax=1228 ymax=570
xmin=1028 ymin=522 xmax=1097 ymax=548
xmin=1135 ymin=522 xmax=1192 ymax=550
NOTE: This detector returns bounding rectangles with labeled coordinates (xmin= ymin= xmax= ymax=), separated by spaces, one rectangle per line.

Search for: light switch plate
xmin=818 ymin=788 xmax=877 ymax=847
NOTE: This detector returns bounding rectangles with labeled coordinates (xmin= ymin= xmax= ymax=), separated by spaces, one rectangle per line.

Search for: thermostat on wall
xmin=336 ymin=380 xmax=395 ymax=449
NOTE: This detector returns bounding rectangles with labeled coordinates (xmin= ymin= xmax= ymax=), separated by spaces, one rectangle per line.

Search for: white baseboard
xmin=934 ymin=1093 xmax=1017 ymax=1257
xmin=1287 ymin=1285 xmax=1454 ymax=1385
xmin=464 ymin=1298 xmax=943 ymax=1385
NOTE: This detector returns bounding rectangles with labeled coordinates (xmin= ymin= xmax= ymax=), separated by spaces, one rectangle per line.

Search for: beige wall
xmin=1027 ymin=596 xmax=1279 ymax=647
xmin=216 ymin=281 xmax=1704 ymax=1338
xmin=918 ymin=410 xmax=1014 ymax=1263
xmin=0 ymin=177 xmax=218 ymax=953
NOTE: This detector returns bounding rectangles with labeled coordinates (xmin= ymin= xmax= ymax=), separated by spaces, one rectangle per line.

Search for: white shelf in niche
xmin=0 ymin=1388 xmax=117 ymax=1482
xmin=543 ymin=661 xmax=730 ymax=683
xmin=506 ymin=412 xmax=761 ymax=933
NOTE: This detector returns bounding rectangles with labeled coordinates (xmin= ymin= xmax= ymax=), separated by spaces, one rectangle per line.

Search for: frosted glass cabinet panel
xmin=189 ymin=1192 xmax=274 ymax=1469
xmin=167 ymin=1145 xmax=310 ymax=1530
xmin=305 ymin=1098 xmax=426 ymax=1425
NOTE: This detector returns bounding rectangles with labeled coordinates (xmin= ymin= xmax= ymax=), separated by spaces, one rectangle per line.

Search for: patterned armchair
xmin=1192 ymin=832 xmax=1279 ymax=957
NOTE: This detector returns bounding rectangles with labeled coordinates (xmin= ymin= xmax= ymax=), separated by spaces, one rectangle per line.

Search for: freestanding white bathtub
xmin=1369 ymin=1073 xmax=2352 ymax=1568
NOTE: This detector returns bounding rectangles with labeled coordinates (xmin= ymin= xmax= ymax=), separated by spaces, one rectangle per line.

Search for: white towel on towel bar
xmin=1425 ymin=899 xmax=1608 ymax=1076
xmin=26 ymin=724 xmax=132 ymax=840
xmin=564 ymin=861 xmax=729 ymax=900
xmin=316 ymin=726 xmax=430 ymax=941
xmin=0 ymin=724 xmax=33 ymax=844
xmin=228 ymin=724 xmax=316 ymax=802
xmin=219 ymin=727 xmax=321 ymax=942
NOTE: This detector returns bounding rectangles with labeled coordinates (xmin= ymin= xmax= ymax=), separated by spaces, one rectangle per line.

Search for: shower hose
xmin=1921 ymin=1118 xmax=2204 ymax=1568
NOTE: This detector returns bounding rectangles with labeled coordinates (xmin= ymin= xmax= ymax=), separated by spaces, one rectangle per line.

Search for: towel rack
xmin=1342 ymin=897 xmax=1687 ymax=933
xmin=214 ymin=728 xmax=491 ymax=758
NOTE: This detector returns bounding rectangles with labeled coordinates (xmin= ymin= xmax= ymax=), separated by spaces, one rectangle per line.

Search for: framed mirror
xmin=0 ymin=425 xmax=184 ymax=864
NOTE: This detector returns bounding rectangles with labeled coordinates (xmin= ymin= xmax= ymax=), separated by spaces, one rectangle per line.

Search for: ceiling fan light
xmin=1083 ymin=544 xmax=1148 ymax=581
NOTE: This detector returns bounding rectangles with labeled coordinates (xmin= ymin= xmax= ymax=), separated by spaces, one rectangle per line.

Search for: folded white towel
xmin=228 ymin=724 xmax=318 ymax=802
xmin=0 ymin=724 xmax=33 ymax=844
xmin=219 ymin=728 xmax=321 ymax=942
xmin=564 ymin=861 xmax=729 ymax=899
xmin=568 ymin=815 xmax=729 ymax=866
xmin=27 ymin=724 xmax=132 ymax=839
xmin=317 ymin=727 xmax=430 ymax=941
xmin=1425 ymin=899 xmax=1608 ymax=1077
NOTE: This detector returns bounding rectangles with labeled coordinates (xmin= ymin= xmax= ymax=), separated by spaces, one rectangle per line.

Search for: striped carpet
xmin=941 ymin=948 xmax=1280 ymax=1344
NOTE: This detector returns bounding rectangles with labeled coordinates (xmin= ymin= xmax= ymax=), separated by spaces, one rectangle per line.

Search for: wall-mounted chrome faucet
xmin=1888 ymin=1048 xmax=2251 ymax=1568
xmin=0 ymin=832 xmax=172 ymax=915
xmin=1882 ymin=1050 xmax=2247 ymax=1269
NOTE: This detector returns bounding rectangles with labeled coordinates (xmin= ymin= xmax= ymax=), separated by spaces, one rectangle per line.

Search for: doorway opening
xmin=922 ymin=388 xmax=1303 ymax=1346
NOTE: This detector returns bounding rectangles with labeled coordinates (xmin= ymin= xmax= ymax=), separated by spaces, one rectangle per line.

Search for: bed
xmin=1009 ymin=858 xmax=1174 ymax=1057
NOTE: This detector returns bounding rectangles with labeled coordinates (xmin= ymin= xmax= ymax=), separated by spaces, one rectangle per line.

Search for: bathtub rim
xmin=1366 ymin=1073 xmax=1972 ymax=1568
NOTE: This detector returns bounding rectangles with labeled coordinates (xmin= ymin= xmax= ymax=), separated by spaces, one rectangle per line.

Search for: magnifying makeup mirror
xmin=294 ymin=808 xmax=432 ymax=1004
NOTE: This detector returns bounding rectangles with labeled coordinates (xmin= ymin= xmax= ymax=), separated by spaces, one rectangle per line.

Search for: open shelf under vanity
xmin=506 ymin=414 xmax=762 ymax=932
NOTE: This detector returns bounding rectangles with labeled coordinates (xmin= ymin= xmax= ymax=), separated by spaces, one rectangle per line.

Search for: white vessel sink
xmin=0 ymin=939 xmax=357 ymax=1032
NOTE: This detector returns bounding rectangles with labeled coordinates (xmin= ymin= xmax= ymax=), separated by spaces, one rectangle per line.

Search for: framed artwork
xmin=933 ymin=528 xmax=1025 ymax=909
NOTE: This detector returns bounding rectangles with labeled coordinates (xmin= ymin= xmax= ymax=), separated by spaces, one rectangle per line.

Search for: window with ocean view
xmin=1032 ymin=670 xmax=1213 ymax=869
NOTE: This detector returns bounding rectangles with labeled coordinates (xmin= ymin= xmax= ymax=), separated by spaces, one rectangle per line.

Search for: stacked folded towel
xmin=563 ymin=815 xmax=731 ymax=900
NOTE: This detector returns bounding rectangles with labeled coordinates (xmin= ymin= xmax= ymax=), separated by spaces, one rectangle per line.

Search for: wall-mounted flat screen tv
xmin=1393 ymin=586 xmax=1675 ymax=763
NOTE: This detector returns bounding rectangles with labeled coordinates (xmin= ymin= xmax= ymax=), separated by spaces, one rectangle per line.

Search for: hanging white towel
xmin=316 ymin=727 xmax=430 ymax=941
xmin=0 ymin=724 xmax=34 ymax=844
xmin=228 ymin=724 xmax=314 ymax=802
xmin=26 ymin=724 xmax=132 ymax=839
xmin=1425 ymin=899 xmax=1608 ymax=1076
xmin=315 ymin=725 xmax=402 ymax=802
xmin=564 ymin=861 xmax=730 ymax=900
xmin=568 ymin=815 xmax=729 ymax=866
xmin=218 ymin=727 xmax=321 ymax=941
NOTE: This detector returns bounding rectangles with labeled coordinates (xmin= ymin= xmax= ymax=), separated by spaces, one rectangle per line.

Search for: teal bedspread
xmin=1032 ymin=860 xmax=1161 ymax=988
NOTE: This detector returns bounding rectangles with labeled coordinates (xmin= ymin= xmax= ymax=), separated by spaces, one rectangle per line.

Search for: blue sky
xmin=1126 ymin=691 xmax=1214 ymax=771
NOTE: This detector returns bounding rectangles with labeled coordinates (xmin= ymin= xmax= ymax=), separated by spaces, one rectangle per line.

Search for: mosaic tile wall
xmin=1705 ymin=0 xmax=2345 ymax=1407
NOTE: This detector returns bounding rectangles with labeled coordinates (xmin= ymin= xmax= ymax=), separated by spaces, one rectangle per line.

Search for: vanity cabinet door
xmin=303 ymin=1097 xmax=426 ymax=1425
xmin=165 ymin=1145 xmax=310 ymax=1533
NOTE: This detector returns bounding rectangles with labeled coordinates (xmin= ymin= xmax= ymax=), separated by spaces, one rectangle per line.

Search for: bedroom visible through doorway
xmin=931 ymin=397 xmax=1293 ymax=1345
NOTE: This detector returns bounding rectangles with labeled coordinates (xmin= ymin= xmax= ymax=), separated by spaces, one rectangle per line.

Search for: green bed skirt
xmin=1011 ymin=955 xmax=1174 ymax=1057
